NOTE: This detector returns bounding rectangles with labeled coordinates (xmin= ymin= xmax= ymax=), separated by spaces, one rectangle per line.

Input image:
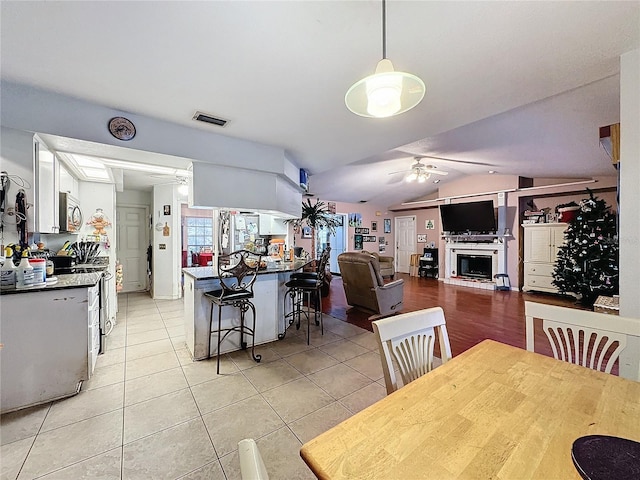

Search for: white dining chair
xmin=525 ymin=301 xmax=640 ymax=381
xmin=238 ymin=438 xmax=269 ymax=480
xmin=373 ymin=307 xmax=452 ymax=395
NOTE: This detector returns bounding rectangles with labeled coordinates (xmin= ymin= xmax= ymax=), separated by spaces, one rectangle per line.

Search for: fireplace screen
xmin=457 ymin=254 xmax=492 ymax=279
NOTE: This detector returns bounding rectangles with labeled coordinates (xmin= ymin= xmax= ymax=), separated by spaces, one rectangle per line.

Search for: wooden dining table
xmin=300 ymin=339 xmax=640 ymax=479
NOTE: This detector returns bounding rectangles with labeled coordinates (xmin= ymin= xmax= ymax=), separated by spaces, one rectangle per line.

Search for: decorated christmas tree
xmin=552 ymin=190 xmax=618 ymax=306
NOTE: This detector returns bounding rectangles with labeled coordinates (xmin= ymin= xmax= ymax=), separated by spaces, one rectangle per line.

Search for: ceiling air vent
xmin=192 ymin=111 xmax=228 ymax=127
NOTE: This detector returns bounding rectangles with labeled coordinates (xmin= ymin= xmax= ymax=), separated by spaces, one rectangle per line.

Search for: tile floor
xmin=1 ymin=292 xmax=390 ymax=479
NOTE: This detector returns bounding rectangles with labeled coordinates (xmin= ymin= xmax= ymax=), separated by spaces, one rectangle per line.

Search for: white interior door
xmin=116 ymin=205 xmax=149 ymax=292
xmin=395 ymin=216 xmax=416 ymax=274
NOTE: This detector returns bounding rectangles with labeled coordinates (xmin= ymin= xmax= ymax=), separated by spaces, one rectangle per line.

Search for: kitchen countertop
xmin=0 ymin=272 xmax=103 ymax=295
xmin=182 ymin=258 xmax=312 ymax=280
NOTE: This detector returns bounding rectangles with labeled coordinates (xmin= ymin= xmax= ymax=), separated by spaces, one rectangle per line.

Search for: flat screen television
xmin=439 ymin=200 xmax=497 ymax=234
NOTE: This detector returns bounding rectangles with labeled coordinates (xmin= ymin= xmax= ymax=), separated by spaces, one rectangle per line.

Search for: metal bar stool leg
xmin=239 ymin=305 xmax=246 ymax=349
xmin=306 ymin=290 xmax=311 ymax=345
xmin=246 ymin=301 xmax=261 ymax=363
xmin=318 ymin=292 xmax=323 ymax=335
xmin=217 ymin=304 xmax=224 ymax=374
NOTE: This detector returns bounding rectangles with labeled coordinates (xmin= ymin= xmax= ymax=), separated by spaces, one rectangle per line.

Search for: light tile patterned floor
xmin=1 ymin=293 xmax=387 ymax=479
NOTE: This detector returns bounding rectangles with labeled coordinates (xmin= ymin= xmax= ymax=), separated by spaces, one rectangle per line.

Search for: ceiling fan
xmin=149 ymin=174 xmax=191 ymax=194
xmin=150 ymin=174 xmax=190 ymax=185
xmin=396 ymin=150 xmax=497 ymax=167
xmin=389 ymin=157 xmax=449 ymax=183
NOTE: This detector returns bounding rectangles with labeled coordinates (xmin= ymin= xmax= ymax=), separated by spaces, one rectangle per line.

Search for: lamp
xmin=406 ymin=170 xmax=431 ymax=183
xmin=345 ymin=0 xmax=425 ymax=118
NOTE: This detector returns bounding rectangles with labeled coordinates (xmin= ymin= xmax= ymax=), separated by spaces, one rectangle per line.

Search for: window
xmin=186 ymin=217 xmax=213 ymax=265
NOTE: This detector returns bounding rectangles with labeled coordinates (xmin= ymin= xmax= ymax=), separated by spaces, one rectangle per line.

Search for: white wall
xmin=619 ymin=49 xmax=640 ymax=317
xmin=0 ymin=126 xmax=35 ymax=244
xmin=152 ymin=184 xmax=181 ymax=300
xmin=116 ymin=189 xmax=152 ymax=208
xmin=1 ymin=81 xmax=298 ymax=186
xmin=79 ymin=181 xmax=117 ymax=321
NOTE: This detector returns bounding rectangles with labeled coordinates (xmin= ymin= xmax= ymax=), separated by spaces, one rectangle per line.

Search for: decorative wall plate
xmin=108 ymin=116 xmax=136 ymax=141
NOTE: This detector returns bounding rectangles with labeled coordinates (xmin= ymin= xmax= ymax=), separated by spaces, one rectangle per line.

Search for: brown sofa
xmin=361 ymin=251 xmax=395 ymax=278
xmin=337 ymin=252 xmax=404 ymax=320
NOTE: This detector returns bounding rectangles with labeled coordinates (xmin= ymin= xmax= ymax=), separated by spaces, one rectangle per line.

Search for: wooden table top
xmin=300 ymin=340 xmax=640 ymax=480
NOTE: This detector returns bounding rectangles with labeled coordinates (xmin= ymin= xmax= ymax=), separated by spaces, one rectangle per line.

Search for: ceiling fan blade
xmin=426 ymin=169 xmax=449 ymax=176
xmin=387 ymin=169 xmax=412 ymax=175
xmin=424 ymin=155 xmax=495 ymax=167
xmin=396 ymin=150 xmax=497 ymax=167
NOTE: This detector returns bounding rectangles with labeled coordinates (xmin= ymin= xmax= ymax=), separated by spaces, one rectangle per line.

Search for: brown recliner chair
xmin=361 ymin=251 xmax=395 ymax=279
xmin=337 ymin=252 xmax=404 ymax=320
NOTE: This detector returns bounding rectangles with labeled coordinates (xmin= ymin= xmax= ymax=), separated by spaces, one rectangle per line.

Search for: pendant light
xmin=345 ymin=0 xmax=425 ymax=118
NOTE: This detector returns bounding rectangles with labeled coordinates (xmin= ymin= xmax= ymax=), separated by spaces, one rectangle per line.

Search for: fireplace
xmin=457 ymin=254 xmax=492 ymax=280
xmin=444 ymin=241 xmax=507 ymax=289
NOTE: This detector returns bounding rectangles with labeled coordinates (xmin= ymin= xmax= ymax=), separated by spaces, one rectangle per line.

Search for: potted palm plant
xmin=286 ymin=199 xmax=340 ymax=260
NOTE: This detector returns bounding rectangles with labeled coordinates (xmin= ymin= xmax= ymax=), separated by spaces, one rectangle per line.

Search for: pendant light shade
xmin=345 ymin=0 xmax=425 ymax=118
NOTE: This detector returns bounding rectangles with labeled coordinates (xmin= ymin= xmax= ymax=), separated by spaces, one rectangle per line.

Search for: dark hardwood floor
xmin=323 ymin=273 xmax=586 ymax=358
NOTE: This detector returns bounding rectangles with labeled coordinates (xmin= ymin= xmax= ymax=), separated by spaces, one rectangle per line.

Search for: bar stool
xmin=204 ymin=250 xmax=262 ymax=374
xmin=280 ymin=247 xmax=331 ymax=344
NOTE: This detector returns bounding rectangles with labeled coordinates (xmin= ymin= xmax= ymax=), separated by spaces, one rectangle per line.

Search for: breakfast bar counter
xmin=182 ymin=259 xmax=309 ymax=360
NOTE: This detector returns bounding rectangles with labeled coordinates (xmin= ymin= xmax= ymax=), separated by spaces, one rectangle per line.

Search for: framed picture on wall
xmin=384 ymin=218 xmax=391 ymax=233
xmin=371 ymin=221 xmax=377 ymax=232
xmin=301 ymin=226 xmax=312 ymax=239
xmin=417 ymin=234 xmax=427 ymax=243
xmin=354 ymin=234 xmax=363 ymax=250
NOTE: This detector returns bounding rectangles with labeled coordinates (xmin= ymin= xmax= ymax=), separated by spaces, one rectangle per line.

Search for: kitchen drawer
xmin=525 ymin=274 xmax=556 ymax=290
xmin=525 ymin=263 xmax=555 ymax=277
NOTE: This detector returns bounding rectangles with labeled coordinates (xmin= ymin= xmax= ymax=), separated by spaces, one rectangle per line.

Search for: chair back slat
xmin=392 ymin=328 xmax=435 ymax=385
xmin=526 ymin=301 xmax=639 ymax=380
xmin=542 ymin=320 xmax=626 ymax=374
xmin=315 ymin=247 xmax=331 ymax=285
xmin=373 ymin=307 xmax=452 ymax=395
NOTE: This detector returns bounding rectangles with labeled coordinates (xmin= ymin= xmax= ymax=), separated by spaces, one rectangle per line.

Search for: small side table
xmin=418 ymin=248 xmax=438 ymax=278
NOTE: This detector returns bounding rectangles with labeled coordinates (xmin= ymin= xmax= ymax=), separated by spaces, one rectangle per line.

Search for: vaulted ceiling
xmin=1 ymin=1 xmax=638 ymax=206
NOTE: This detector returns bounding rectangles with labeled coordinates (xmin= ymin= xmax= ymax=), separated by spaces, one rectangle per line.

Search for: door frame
xmin=116 ymin=203 xmax=150 ymax=292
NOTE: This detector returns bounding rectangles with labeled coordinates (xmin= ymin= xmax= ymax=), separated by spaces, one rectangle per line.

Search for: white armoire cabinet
xmin=522 ymin=223 xmax=567 ymax=293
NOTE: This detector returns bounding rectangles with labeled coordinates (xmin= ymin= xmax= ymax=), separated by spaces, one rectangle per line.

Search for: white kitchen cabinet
xmin=258 ymin=214 xmax=288 ymax=235
xmin=0 ymin=283 xmax=99 ymax=413
xmin=522 ymin=223 xmax=566 ymax=293
xmin=33 ymin=137 xmax=60 ymax=233
xmin=59 ymin=160 xmax=79 ymax=198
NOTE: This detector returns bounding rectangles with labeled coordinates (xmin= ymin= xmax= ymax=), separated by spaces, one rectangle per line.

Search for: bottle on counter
xmin=30 ymin=258 xmax=46 ymax=285
xmin=46 ymin=259 xmax=55 ymax=277
xmin=16 ymin=250 xmax=34 ymax=288
xmin=1 ymin=247 xmax=17 ymax=288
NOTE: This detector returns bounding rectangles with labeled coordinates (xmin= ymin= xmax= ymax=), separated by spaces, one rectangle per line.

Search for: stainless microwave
xmin=59 ymin=193 xmax=83 ymax=232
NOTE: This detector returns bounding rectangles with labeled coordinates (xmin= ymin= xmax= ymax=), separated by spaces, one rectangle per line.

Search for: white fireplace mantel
xmin=444 ymin=240 xmax=508 ymax=288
